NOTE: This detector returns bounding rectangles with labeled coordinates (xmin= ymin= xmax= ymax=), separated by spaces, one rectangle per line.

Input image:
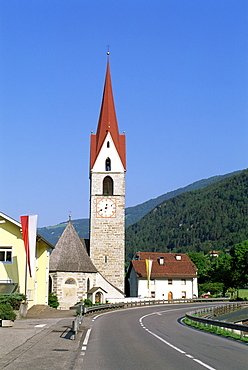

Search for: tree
xmin=230 ymin=239 xmax=248 ymax=289
xmin=209 ymin=251 xmax=232 ymax=295
xmin=187 ymin=251 xmax=211 ymax=283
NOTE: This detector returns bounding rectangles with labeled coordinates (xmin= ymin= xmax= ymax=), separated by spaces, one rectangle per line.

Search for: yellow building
xmin=0 ymin=212 xmax=53 ymax=309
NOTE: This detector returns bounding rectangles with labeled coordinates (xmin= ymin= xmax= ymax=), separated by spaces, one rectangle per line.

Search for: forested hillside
xmin=125 ymin=170 xmax=241 ymax=227
xmin=125 ymin=169 xmax=248 ymax=261
xmin=38 ymin=170 xmax=240 ymax=245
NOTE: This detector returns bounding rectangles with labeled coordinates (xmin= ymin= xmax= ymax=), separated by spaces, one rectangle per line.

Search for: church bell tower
xmin=89 ymin=58 xmax=126 ymax=293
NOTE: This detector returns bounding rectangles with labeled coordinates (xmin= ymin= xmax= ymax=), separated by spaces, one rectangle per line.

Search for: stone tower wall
xmin=90 ymin=171 xmax=125 ymax=292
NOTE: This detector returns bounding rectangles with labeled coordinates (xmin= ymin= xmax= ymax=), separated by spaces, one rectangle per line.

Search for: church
xmin=49 ymin=57 xmax=126 ymax=309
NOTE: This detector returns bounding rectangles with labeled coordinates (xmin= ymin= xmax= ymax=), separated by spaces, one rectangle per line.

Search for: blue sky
xmin=1 ymin=0 xmax=247 ymax=227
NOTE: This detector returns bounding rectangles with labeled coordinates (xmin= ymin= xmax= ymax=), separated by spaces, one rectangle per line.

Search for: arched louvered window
xmin=103 ymin=176 xmax=113 ymax=195
xmin=105 ymin=157 xmax=111 ymax=171
xmin=65 ymin=278 xmax=76 ymax=285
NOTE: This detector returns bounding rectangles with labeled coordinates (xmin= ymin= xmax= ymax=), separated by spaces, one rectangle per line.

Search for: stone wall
xmin=90 ymin=171 xmax=125 ymax=293
xmin=50 ymin=271 xmax=97 ymax=310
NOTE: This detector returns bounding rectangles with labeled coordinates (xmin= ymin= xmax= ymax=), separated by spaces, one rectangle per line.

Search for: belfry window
xmin=105 ymin=157 xmax=111 ymax=171
xmin=103 ymin=176 xmax=113 ymax=195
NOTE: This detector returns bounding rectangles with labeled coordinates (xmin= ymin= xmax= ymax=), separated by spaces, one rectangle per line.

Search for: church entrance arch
xmin=62 ymin=277 xmax=78 ymax=309
xmin=168 ymin=291 xmax=173 ymax=300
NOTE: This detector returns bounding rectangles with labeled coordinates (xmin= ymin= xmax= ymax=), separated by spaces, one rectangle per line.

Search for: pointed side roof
xmin=49 ymin=221 xmax=97 ymax=273
xmin=90 ymin=59 xmax=126 ymax=170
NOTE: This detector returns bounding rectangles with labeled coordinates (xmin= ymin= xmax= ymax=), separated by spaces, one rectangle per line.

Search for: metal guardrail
xmin=71 ymin=297 xmax=245 ymax=339
xmin=186 ymin=302 xmax=248 ymax=338
xmin=73 ymin=297 xmax=230 ymax=316
xmin=83 ymin=302 xmax=125 ymax=315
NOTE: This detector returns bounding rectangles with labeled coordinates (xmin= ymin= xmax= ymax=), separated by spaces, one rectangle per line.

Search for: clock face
xmin=96 ymin=198 xmax=116 ymax=218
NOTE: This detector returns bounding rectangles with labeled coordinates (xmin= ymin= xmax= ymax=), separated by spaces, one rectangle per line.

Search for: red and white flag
xmin=20 ymin=215 xmax=38 ymax=278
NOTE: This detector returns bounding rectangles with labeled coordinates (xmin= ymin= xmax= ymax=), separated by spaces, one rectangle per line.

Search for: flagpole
xmin=20 ymin=214 xmax=38 ymax=300
xmin=25 ymin=251 xmax=28 ymax=298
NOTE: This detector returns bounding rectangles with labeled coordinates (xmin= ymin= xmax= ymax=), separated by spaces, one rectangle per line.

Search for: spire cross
xmin=106 ymin=44 xmax=110 ymax=55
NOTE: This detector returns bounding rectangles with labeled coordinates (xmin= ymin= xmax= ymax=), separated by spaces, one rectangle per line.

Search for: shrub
xmin=0 ymin=302 xmax=17 ymax=321
xmin=48 ymin=292 xmax=59 ymax=309
xmin=0 ymin=293 xmax=26 ymax=310
xmin=83 ymin=299 xmax=93 ymax=307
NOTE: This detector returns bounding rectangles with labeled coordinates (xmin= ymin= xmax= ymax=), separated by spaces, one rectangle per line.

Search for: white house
xmin=127 ymin=252 xmax=198 ymax=300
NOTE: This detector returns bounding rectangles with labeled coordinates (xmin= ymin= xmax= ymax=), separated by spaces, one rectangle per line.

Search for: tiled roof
xmin=130 ymin=252 xmax=197 ymax=278
xmin=49 ymin=222 xmax=97 ymax=273
xmin=90 ymin=59 xmax=126 ymax=170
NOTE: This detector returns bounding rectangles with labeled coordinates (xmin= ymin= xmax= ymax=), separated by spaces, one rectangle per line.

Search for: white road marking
xmin=82 ymin=328 xmax=92 ymax=351
xmin=139 ymin=308 xmax=216 ymax=370
xmin=35 ymin=324 xmax=46 ymax=327
xmin=193 ymin=358 xmax=216 ymax=370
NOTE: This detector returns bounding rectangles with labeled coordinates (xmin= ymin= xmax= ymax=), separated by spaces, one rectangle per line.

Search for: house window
xmin=181 ymin=279 xmax=186 ymax=285
xmin=27 ymin=289 xmax=33 ymax=301
xmin=158 ymin=257 xmax=164 ymax=265
xmin=182 ymin=291 xmax=186 ymax=298
xmin=0 ymin=247 xmax=12 ymax=263
xmin=168 ymin=279 xmax=172 ymax=285
xmin=105 ymin=256 xmax=108 ymax=263
xmin=105 ymin=157 xmax=111 ymax=171
xmin=103 ymin=176 xmax=113 ymax=195
xmin=151 ymin=291 xmax=155 ymax=298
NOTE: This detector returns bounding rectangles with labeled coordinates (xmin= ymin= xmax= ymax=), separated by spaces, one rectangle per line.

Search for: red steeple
xmin=90 ymin=59 xmax=126 ymax=170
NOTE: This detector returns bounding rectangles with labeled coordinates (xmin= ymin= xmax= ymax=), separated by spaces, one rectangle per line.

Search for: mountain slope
xmin=125 ymin=170 xmax=242 ymax=227
xmin=125 ymin=169 xmax=248 ymax=261
xmin=38 ymin=170 xmax=242 ymax=246
xmin=39 ymin=219 xmax=89 ymax=247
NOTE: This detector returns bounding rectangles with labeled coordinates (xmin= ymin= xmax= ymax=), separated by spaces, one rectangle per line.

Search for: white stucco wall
xmin=95 ymin=272 xmax=124 ymax=300
xmin=137 ymin=278 xmax=197 ymax=299
xmin=92 ymin=133 xmax=125 ymax=173
xmin=128 ymin=267 xmax=198 ymax=299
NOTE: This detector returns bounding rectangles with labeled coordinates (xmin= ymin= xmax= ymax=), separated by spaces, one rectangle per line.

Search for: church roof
xmin=90 ymin=58 xmax=126 ymax=170
xmin=49 ymin=221 xmax=97 ymax=273
xmin=128 ymin=252 xmax=197 ymax=279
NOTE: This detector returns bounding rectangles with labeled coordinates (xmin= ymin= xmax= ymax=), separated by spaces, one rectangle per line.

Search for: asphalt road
xmin=81 ymin=303 xmax=248 ymax=370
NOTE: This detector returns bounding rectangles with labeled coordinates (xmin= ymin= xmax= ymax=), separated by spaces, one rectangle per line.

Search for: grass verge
xmin=183 ymin=317 xmax=248 ymax=343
